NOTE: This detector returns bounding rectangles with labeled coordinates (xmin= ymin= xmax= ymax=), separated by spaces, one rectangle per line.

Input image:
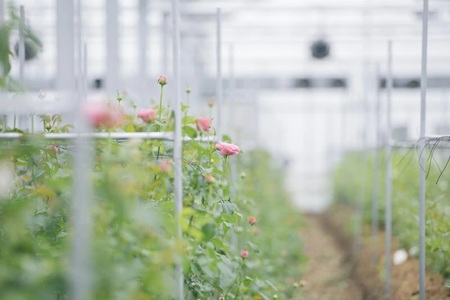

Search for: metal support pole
xmin=171 ymin=0 xmax=183 ymax=299
xmin=106 ymin=0 xmax=119 ymax=98
xmin=138 ymin=0 xmax=148 ymax=107
xmin=216 ymin=8 xmax=223 ymax=140
xmin=18 ymin=6 xmax=27 ymax=130
xmin=367 ymin=63 xmax=378 ymax=265
xmin=162 ymin=11 xmax=170 ymax=75
xmin=384 ymin=40 xmax=393 ymax=300
xmin=229 ymin=43 xmax=235 ymax=138
xmin=70 ymin=1 xmax=93 ymax=299
xmin=419 ymin=0 xmax=429 ymax=299
xmin=56 ymin=0 xmax=76 ymax=92
xmin=0 ymin=0 xmax=4 ymax=131
xmin=18 ymin=6 xmax=25 ymax=81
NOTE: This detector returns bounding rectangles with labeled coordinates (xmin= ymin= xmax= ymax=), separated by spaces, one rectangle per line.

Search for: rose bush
xmin=0 ymin=79 xmax=306 ymax=299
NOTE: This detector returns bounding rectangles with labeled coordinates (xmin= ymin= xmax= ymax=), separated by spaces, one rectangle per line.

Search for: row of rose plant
xmin=0 ymin=76 xmax=306 ymax=299
xmin=333 ymin=149 xmax=450 ymax=278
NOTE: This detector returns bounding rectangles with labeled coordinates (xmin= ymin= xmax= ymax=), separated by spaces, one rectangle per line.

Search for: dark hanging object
xmin=310 ymin=39 xmax=330 ymax=59
xmin=14 ymin=38 xmax=39 ymax=61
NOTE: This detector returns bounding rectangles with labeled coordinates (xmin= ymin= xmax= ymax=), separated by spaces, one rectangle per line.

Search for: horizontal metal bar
xmin=0 ymin=132 xmax=217 ymax=142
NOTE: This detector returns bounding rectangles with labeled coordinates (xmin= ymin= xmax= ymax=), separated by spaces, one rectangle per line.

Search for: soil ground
xmin=300 ymin=209 xmax=450 ymax=300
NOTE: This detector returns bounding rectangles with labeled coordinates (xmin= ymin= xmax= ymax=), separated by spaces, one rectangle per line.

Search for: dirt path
xmin=300 ymin=214 xmax=363 ymax=300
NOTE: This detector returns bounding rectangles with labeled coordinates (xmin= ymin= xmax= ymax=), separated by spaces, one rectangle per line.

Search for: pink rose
xmin=157 ymin=75 xmax=168 ymax=86
xmin=248 ymin=216 xmax=256 ymax=225
xmin=48 ymin=145 xmax=58 ymax=155
xmin=159 ymin=160 xmax=172 ymax=173
xmin=84 ymin=102 xmax=124 ymax=128
xmin=216 ymin=142 xmax=240 ymax=156
xmin=195 ymin=117 xmax=212 ymax=132
xmin=137 ymin=108 xmax=157 ymax=122
xmin=241 ymin=250 xmax=248 ymax=259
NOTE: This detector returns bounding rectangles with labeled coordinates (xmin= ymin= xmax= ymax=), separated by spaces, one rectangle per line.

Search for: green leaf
xmin=221 ymin=201 xmax=235 ymax=215
xmin=183 ymin=125 xmax=198 ymax=139
xmin=201 ymin=222 xmax=215 ymax=242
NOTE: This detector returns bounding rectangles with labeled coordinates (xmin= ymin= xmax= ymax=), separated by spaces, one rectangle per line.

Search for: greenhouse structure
xmin=0 ymin=0 xmax=449 ymax=299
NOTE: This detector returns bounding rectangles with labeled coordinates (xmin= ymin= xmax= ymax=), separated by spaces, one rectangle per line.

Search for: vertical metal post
xmin=18 ymin=6 xmax=25 ymax=81
xmin=367 ymin=63 xmax=378 ymax=265
xmin=70 ymin=1 xmax=93 ymax=299
xmin=419 ymin=0 xmax=429 ymax=299
xmin=0 ymin=0 xmax=4 ymax=131
xmin=18 ymin=6 xmax=27 ymax=130
xmin=384 ymin=40 xmax=393 ymax=300
xmin=216 ymin=8 xmax=223 ymax=140
xmin=162 ymin=11 xmax=170 ymax=75
xmin=56 ymin=0 xmax=76 ymax=92
xmin=229 ymin=43 xmax=235 ymax=138
xmin=0 ymin=0 xmax=4 ymax=22
xmin=138 ymin=0 xmax=148 ymax=107
xmin=106 ymin=0 xmax=119 ymax=98
xmin=171 ymin=0 xmax=183 ymax=299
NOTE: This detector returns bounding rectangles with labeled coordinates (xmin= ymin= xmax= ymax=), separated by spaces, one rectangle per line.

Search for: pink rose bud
xmin=137 ymin=108 xmax=157 ymax=122
xmin=248 ymin=216 xmax=256 ymax=225
xmin=241 ymin=250 xmax=248 ymax=259
xmin=159 ymin=160 xmax=172 ymax=173
xmin=205 ymin=174 xmax=214 ymax=184
xmin=195 ymin=117 xmax=212 ymax=132
xmin=48 ymin=145 xmax=58 ymax=155
xmin=216 ymin=142 xmax=240 ymax=156
xmin=157 ymin=75 xmax=168 ymax=86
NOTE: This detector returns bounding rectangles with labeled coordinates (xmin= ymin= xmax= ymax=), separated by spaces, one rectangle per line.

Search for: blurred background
xmin=4 ymin=0 xmax=450 ymax=211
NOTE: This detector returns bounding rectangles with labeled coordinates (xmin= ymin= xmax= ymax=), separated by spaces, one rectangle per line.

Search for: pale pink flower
xmin=157 ymin=75 xmax=168 ymax=86
xmin=205 ymin=174 xmax=214 ymax=184
xmin=84 ymin=102 xmax=124 ymax=128
xmin=252 ymin=227 xmax=261 ymax=235
xmin=216 ymin=142 xmax=240 ymax=156
xmin=240 ymin=250 xmax=248 ymax=259
xmin=159 ymin=160 xmax=172 ymax=173
xmin=137 ymin=108 xmax=157 ymax=122
xmin=248 ymin=216 xmax=256 ymax=225
xmin=195 ymin=117 xmax=212 ymax=132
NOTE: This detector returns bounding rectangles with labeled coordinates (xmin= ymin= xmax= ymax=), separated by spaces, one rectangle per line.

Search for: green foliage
xmin=0 ymin=1 xmax=43 ymax=89
xmin=332 ymin=148 xmax=450 ymax=277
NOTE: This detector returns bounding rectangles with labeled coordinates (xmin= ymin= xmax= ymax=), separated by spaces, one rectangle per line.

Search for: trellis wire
xmin=419 ymin=0 xmax=429 ymax=298
xmin=171 ymin=0 xmax=184 ymax=299
xmin=384 ymin=40 xmax=393 ymax=300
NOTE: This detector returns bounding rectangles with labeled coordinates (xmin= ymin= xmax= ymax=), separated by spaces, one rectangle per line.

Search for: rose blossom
xmin=195 ymin=117 xmax=212 ymax=132
xmin=159 ymin=160 xmax=172 ymax=173
xmin=48 ymin=145 xmax=58 ymax=155
xmin=137 ymin=108 xmax=157 ymax=122
xmin=216 ymin=142 xmax=240 ymax=156
xmin=248 ymin=216 xmax=256 ymax=225
xmin=84 ymin=101 xmax=124 ymax=128
xmin=240 ymin=250 xmax=248 ymax=259
xmin=157 ymin=75 xmax=168 ymax=86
